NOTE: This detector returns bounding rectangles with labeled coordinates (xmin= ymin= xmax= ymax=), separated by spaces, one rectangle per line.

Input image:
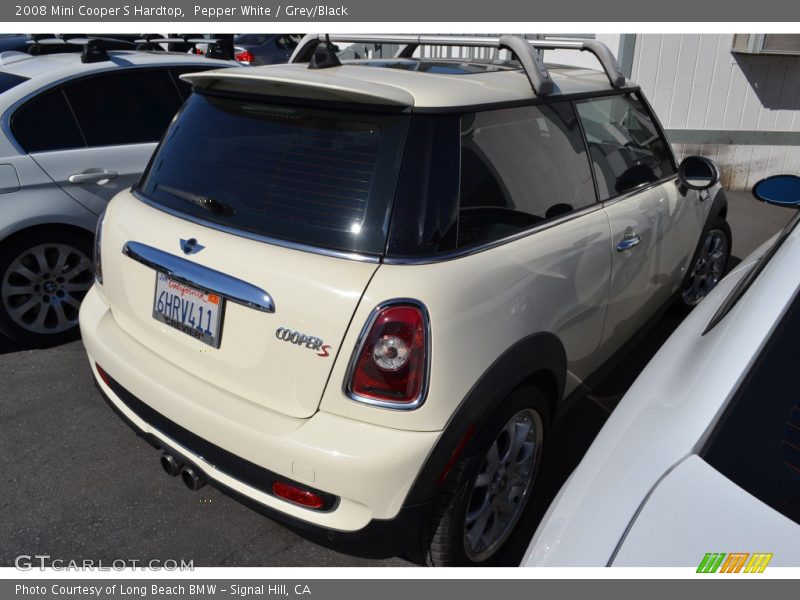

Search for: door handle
xmin=616 ymin=234 xmax=641 ymax=252
xmin=68 ymin=170 xmax=119 ymax=184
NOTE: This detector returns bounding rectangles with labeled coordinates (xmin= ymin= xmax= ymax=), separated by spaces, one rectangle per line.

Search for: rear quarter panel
xmin=320 ymin=209 xmax=613 ymax=432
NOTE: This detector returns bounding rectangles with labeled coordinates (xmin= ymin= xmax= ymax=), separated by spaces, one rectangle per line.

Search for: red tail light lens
xmin=235 ymin=50 xmax=255 ymax=63
xmin=347 ymin=303 xmax=428 ymax=407
xmin=272 ymin=481 xmax=324 ymax=509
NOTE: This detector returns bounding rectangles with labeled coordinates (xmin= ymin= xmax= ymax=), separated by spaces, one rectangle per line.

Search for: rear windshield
xmin=0 ymin=71 xmax=28 ymax=93
xmin=138 ymin=93 xmax=409 ymax=255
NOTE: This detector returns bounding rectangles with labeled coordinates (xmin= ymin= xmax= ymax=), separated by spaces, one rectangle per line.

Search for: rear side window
xmin=457 ymin=101 xmax=596 ymax=249
xmin=63 ymin=69 xmax=183 ymax=147
xmin=138 ymin=93 xmax=409 ymax=255
xmin=12 ymin=88 xmax=84 ymax=152
xmin=576 ymin=94 xmax=675 ymax=200
xmin=703 ymin=293 xmax=800 ymax=526
xmin=0 ymin=71 xmax=28 ymax=93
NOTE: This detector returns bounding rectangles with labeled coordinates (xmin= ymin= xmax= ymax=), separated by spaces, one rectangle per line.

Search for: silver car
xmin=0 ymin=40 xmax=230 ymax=345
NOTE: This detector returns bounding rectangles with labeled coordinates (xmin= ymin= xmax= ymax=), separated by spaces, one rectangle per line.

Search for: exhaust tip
xmin=180 ymin=465 xmax=206 ymax=491
xmin=160 ymin=453 xmax=182 ymax=477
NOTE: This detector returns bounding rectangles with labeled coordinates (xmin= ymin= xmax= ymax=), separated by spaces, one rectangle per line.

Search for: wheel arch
xmin=706 ymin=187 xmax=729 ymax=227
xmin=404 ymin=331 xmax=566 ymax=507
xmin=0 ymin=222 xmax=94 ymax=251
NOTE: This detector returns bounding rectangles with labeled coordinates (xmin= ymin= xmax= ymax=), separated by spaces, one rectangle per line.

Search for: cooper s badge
xmin=276 ymin=327 xmax=332 ymax=357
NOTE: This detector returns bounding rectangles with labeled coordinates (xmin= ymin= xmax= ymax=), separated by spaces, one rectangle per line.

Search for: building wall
xmin=630 ymin=34 xmax=800 ymax=190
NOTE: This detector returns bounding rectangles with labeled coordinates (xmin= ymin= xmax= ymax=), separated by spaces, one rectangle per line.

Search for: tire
xmin=0 ymin=229 xmax=94 ymax=347
xmin=678 ymin=217 xmax=732 ymax=310
xmin=425 ymin=385 xmax=549 ymax=566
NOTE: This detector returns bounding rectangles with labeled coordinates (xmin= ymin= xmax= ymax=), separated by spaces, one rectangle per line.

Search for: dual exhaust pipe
xmin=160 ymin=452 xmax=206 ymax=491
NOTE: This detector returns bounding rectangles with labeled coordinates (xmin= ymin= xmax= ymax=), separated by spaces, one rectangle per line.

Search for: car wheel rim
xmin=463 ymin=408 xmax=543 ymax=563
xmin=1 ymin=243 xmax=93 ymax=335
xmin=681 ymin=229 xmax=728 ymax=307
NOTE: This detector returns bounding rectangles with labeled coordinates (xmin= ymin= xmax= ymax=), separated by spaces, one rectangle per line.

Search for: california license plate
xmin=152 ymin=272 xmax=224 ymax=348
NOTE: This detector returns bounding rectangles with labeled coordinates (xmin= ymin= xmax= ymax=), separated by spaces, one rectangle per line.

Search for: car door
xmin=449 ymin=101 xmax=612 ymax=386
xmin=575 ymin=93 xmax=699 ymax=357
xmin=15 ymin=68 xmax=186 ymax=216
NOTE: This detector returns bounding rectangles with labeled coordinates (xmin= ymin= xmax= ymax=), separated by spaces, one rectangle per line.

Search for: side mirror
xmin=752 ymin=174 xmax=800 ymax=207
xmin=678 ymin=155 xmax=720 ymax=190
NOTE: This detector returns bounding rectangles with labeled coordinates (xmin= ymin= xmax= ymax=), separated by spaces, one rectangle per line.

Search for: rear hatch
xmin=100 ymin=87 xmax=410 ymax=418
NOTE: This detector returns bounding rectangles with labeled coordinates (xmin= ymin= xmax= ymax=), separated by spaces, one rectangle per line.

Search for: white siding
xmin=632 ymin=34 xmax=800 ymax=190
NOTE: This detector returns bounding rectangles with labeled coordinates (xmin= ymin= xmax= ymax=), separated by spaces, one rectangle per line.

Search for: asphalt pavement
xmin=0 ymin=191 xmax=795 ymax=568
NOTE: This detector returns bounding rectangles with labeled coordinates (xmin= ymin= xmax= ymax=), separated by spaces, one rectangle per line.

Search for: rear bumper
xmin=79 ymin=285 xmax=439 ymax=549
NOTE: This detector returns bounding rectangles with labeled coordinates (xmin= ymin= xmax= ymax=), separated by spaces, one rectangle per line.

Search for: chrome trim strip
xmin=382 ymin=202 xmax=605 ymax=266
xmin=133 ymin=190 xmax=382 ymax=265
xmin=343 ymin=298 xmax=431 ymax=411
xmin=599 ymin=174 xmax=680 ymax=209
xmin=122 ymin=241 xmax=275 ymax=313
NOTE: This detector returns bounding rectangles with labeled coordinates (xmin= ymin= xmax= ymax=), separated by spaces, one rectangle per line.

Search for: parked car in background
xmin=81 ymin=34 xmax=731 ymax=566
xmin=0 ymin=39 xmax=231 ymax=345
xmin=233 ymin=34 xmax=302 ymax=65
xmin=523 ymin=174 xmax=800 ymax=567
xmin=0 ymin=35 xmax=30 ymax=54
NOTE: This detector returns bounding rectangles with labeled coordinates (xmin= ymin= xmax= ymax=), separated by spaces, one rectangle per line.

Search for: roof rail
xmin=290 ymin=34 xmax=627 ymax=95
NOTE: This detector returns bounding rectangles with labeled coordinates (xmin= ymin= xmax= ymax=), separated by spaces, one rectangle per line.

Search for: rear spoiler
xmin=180 ymin=69 xmax=415 ymax=107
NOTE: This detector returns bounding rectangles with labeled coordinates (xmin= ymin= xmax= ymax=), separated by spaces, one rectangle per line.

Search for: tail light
xmin=346 ymin=301 xmax=429 ymax=409
xmin=235 ymin=49 xmax=254 ymax=64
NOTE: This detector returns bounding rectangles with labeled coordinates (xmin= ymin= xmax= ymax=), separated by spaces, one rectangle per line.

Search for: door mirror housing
xmin=678 ymin=155 xmax=720 ymax=190
xmin=752 ymin=174 xmax=800 ymax=207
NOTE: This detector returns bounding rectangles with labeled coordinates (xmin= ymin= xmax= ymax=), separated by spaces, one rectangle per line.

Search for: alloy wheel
xmin=1 ymin=243 xmax=94 ymax=335
xmin=463 ymin=408 xmax=544 ymax=562
xmin=681 ymin=229 xmax=728 ymax=307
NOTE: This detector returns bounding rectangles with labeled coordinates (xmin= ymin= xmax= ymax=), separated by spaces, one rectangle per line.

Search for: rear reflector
xmin=272 ymin=481 xmax=324 ymax=509
xmin=95 ymin=363 xmax=111 ymax=387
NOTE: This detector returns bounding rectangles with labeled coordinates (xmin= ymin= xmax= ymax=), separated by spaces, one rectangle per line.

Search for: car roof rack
xmin=134 ymin=35 xmax=200 ymax=52
xmin=26 ymin=34 xmax=81 ymax=55
xmin=25 ymin=35 xmax=138 ymax=62
xmin=290 ymin=34 xmax=627 ymax=96
xmin=64 ymin=38 xmax=111 ymax=63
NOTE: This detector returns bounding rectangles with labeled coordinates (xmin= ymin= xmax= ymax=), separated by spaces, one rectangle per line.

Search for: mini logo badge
xmin=180 ymin=238 xmax=205 ymax=255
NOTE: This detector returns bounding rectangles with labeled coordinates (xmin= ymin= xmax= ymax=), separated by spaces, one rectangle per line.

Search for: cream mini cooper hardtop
xmin=80 ymin=34 xmax=732 ymax=566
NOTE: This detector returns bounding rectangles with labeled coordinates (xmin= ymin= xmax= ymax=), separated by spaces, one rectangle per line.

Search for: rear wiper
xmin=159 ymin=185 xmax=236 ymax=217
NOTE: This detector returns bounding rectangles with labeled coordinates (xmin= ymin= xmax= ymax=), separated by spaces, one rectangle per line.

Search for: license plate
xmin=152 ymin=273 xmax=224 ymax=348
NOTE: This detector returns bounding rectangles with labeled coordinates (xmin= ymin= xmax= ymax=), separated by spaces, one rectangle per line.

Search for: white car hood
xmin=612 ymin=455 xmax=800 ymax=566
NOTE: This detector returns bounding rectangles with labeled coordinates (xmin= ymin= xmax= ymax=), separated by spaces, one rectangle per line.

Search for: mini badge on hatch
xmin=180 ymin=238 xmax=205 ymax=255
